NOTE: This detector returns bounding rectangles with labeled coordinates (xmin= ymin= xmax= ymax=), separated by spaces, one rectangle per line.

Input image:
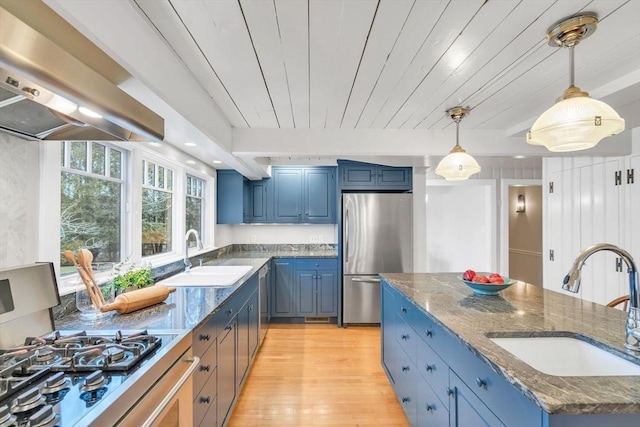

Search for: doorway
xmin=501 ymin=181 xmax=543 ymax=285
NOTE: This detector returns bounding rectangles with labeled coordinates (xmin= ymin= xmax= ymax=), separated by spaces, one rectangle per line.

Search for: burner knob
xmin=80 ymin=370 xmax=107 ymax=393
xmin=0 ymin=405 xmax=17 ymax=427
xmin=10 ymin=387 xmax=45 ymax=414
xmin=40 ymin=372 xmax=70 ymax=394
xmin=27 ymin=404 xmax=58 ymax=427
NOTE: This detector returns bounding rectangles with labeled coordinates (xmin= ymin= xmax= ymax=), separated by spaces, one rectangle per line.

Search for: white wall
xmin=215 ymin=224 xmax=337 ymax=247
xmin=0 ymin=133 xmax=43 ymax=269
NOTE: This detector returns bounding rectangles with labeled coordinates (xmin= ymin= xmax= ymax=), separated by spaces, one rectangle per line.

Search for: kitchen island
xmin=380 ymin=273 xmax=640 ymax=427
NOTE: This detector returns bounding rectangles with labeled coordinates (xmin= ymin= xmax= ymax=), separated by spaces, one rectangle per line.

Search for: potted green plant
xmin=112 ymin=259 xmax=154 ymax=294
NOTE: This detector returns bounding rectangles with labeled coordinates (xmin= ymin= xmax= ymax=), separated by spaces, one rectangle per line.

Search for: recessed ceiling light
xmin=148 ymin=141 xmax=161 ymax=147
xmin=186 ymin=160 xmax=196 ymax=165
xmin=513 ymin=155 xmax=526 ymax=159
xmin=184 ymin=142 xmax=197 ymax=147
xmin=212 ymin=160 xmax=222 ymax=164
xmin=78 ymin=106 xmax=102 ymax=118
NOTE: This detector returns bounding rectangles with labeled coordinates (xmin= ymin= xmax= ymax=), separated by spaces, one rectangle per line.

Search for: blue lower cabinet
xmin=449 ymin=371 xmax=505 ymax=427
xmin=382 ymin=280 xmax=542 ymax=427
xmin=272 ymin=259 xmax=296 ymax=317
xmin=294 ymin=259 xmax=338 ymax=317
xmin=417 ymin=383 xmax=449 ymax=427
xmin=217 ymin=321 xmax=236 ymax=427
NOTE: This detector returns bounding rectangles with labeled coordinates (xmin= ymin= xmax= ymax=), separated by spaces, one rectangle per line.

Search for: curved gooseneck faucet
xmin=184 ymin=229 xmax=203 ymax=272
xmin=563 ymin=243 xmax=639 ymax=351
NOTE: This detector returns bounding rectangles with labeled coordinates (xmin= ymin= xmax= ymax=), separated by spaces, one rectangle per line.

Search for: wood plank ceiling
xmin=134 ymin=0 xmax=640 ymax=136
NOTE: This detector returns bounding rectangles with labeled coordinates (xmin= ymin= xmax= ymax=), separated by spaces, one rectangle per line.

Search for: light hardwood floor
xmin=227 ymin=324 xmax=410 ymax=427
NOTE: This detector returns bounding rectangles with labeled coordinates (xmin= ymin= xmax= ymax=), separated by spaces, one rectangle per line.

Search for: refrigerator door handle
xmin=345 ymin=208 xmax=349 ymax=264
xmin=351 ymin=277 xmax=381 ymax=282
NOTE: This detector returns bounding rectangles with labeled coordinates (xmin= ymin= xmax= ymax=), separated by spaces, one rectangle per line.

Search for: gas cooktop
xmin=0 ymin=329 xmax=173 ymax=426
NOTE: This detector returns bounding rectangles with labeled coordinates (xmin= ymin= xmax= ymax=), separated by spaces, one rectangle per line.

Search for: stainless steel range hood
xmin=0 ymin=2 xmax=164 ymax=141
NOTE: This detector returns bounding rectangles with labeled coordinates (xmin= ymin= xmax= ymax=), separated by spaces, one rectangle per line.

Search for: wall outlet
xmin=310 ymin=235 xmax=318 ymax=243
xmin=250 ymin=235 xmax=257 ymax=243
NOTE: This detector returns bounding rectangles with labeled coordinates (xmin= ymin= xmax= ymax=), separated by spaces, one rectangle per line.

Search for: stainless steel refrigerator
xmin=342 ymin=193 xmax=413 ymax=324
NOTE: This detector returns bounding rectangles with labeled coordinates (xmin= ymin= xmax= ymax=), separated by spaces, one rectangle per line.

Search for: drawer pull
xmin=199 ymin=333 xmax=210 ymax=341
xmin=227 ymin=308 xmax=234 ymax=315
xmin=425 ymin=329 xmax=433 ymax=338
xmin=401 ymin=366 xmax=410 ymax=372
xmin=401 ymin=397 xmax=410 ymax=403
xmin=199 ymin=365 xmax=210 ymax=372
xmin=401 ymin=307 xmax=407 ymax=313
xmin=401 ymin=334 xmax=409 ymax=341
xmin=446 ymin=387 xmax=454 ymax=396
xmin=199 ymin=396 xmax=211 ymax=404
xmin=425 ymin=364 xmax=433 ymax=372
xmin=476 ymin=377 xmax=487 ymax=388
xmin=425 ymin=404 xmax=434 ymax=412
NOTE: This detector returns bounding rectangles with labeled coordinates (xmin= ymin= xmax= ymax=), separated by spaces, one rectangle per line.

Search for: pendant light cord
xmin=569 ymin=45 xmax=575 ymax=87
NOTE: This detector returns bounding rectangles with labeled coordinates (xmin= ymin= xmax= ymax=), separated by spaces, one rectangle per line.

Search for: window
xmin=186 ymin=175 xmax=205 ymax=247
xmin=142 ymin=159 xmax=174 ymax=257
xmin=60 ymin=142 xmax=124 ymax=275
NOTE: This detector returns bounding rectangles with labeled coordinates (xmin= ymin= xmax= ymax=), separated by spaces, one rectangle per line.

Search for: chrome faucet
xmin=563 ymin=243 xmax=639 ymax=351
xmin=184 ymin=229 xmax=203 ymax=272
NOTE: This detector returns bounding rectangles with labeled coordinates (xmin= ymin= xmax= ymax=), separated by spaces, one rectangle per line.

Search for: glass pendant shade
xmin=435 ymin=145 xmax=481 ymax=181
xmin=527 ymin=89 xmax=625 ymax=152
xmin=527 ymin=14 xmax=625 ymax=152
xmin=435 ymin=107 xmax=480 ymax=181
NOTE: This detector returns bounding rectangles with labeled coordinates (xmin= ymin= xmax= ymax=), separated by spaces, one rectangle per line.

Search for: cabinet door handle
xmin=227 ymin=308 xmax=234 ymax=315
xmin=401 ymin=334 xmax=409 ymax=341
xmin=476 ymin=377 xmax=487 ymax=388
xmin=249 ymin=304 xmax=254 ymax=311
xmin=199 ymin=333 xmax=210 ymax=341
xmin=401 ymin=397 xmax=410 ymax=403
xmin=199 ymin=396 xmax=210 ymax=404
xmin=199 ymin=365 xmax=210 ymax=372
xmin=401 ymin=366 xmax=410 ymax=372
xmin=401 ymin=307 xmax=407 ymax=313
xmin=425 ymin=364 xmax=433 ymax=372
xmin=425 ymin=330 xmax=433 ymax=338
xmin=425 ymin=404 xmax=434 ymax=412
xmin=446 ymin=387 xmax=454 ymax=396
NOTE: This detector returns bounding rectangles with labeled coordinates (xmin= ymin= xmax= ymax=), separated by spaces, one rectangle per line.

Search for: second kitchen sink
xmin=159 ymin=265 xmax=253 ymax=287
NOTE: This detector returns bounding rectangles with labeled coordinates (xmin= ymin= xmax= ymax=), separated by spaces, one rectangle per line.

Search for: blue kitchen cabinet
xmin=217 ymin=170 xmax=247 ymax=224
xmin=339 ymin=161 xmax=412 ymax=191
xmin=295 ymin=258 xmax=338 ymax=317
xmin=272 ymin=166 xmax=336 ymax=223
xmin=271 ymin=258 xmax=296 ymax=317
xmin=303 ymin=167 xmax=335 ymax=223
xmin=216 ymin=170 xmax=270 ymax=223
xmin=217 ymin=318 xmax=236 ymax=427
xmin=272 ymin=168 xmax=303 ymax=223
xmin=248 ymin=179 xmax=269 ymax=222
xmin=449 ymin=371 xmax=505 ymax=427
xmin=381 ymin=279 xmax=542 ymax=427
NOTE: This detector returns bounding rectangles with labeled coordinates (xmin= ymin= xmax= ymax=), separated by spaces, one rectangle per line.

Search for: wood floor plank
xmin=227 ymin=324 xmax=409 ymax=427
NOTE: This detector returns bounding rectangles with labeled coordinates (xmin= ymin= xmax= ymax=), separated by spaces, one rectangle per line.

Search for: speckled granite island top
xmin=380 ymin=273 xmax=640 ymax=415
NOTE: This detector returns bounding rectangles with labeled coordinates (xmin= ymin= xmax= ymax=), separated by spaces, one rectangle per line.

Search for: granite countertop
xmin=55 ymin=248 xmax=337 ymax=332
xmin=380 ymin=273 xmax=640 ymax=415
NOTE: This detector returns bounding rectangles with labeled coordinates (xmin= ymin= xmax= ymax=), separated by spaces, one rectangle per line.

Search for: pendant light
xmin=435 ymin=107 xmax=481 ymax=181
xmin=527 ymin=15 xmax=625 ymax=152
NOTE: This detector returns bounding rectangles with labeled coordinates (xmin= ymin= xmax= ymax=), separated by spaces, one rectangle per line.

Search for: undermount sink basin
xmin=159 ymin=265 xmax=253 ymax=287
xmin=490 ymin=336 xmax=640 ymax=376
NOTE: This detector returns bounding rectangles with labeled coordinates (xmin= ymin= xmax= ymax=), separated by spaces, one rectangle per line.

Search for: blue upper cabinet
xmin=303 ymin=167 xmax=335 ymax=224
xmin=339 ymin=160 xmax=412 ymax=191
xmin=218 ymin=167 xmax=336 ymax=224
xmin=217 ymin=170 xmax=247 ymax=224
xmin=272 ymin=168 xmax=303 ymax=223
xmin=272 ymin=166 xmax=336 ymax=224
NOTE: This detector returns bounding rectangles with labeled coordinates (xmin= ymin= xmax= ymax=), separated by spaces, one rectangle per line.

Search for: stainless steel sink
xmin=490 ymin=335 xmax=640 ymax=376
xmin=159 ymin=265 xmax=253 ymax=287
